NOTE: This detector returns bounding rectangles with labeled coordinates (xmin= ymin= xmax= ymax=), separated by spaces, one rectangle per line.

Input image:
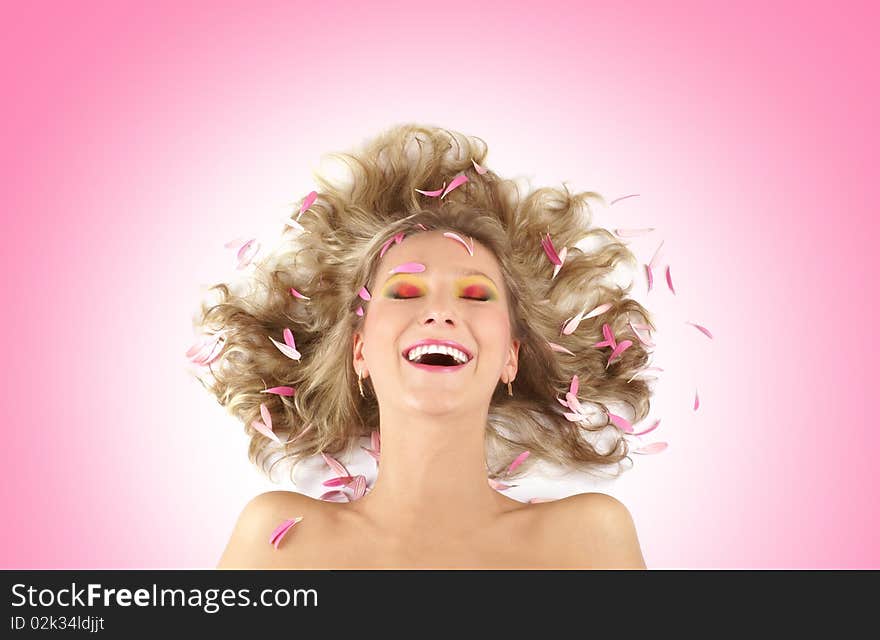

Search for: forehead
xmin=375 ymin=230 xmax=503 ymax=285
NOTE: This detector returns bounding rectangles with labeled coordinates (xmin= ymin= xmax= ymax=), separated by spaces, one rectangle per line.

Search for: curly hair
xmin=188 ymin=123 xmax=657 ymax=487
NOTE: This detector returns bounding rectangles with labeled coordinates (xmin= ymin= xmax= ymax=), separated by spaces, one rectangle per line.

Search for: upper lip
xmin=402 ymin=339 xmax=474 ymax=361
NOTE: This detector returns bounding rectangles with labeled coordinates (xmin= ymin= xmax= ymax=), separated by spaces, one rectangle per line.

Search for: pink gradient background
xmin=2 ymin=0 xmax=877 ymax=569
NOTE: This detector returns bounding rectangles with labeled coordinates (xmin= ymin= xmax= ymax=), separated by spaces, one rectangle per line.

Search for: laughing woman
xmin=195 ymin=124 xmax=653 ymax=569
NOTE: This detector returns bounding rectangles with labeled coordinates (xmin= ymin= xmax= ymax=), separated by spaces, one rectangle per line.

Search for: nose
xmin=421 ymin=309 xmax=457 ymax=327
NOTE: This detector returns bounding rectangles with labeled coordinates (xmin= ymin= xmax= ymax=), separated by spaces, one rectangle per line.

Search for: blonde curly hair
xmin=188 ymin=123 xmax=656 ymax=487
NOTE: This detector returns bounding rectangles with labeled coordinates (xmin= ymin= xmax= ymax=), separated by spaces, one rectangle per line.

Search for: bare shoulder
xmin=549 ymin=492 xmax=647 ymax=569
xmin=216 ymin=491 xmax=323 ymax=569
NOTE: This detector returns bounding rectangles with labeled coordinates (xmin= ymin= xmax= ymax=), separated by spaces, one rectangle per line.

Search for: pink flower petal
xmin=628 ymin=321 xmax=655 ymax=347
xmin=552 ymin=246 xmax=568 ymax=279
xmin=442 ymin=232 xmax=474 ymax=256
xmin=686 ymin=321 xmax=714 ymax=339
xmin=415 ymin=224 xmax=429 ymax=231
xmin=283 ymin=328 xmax=296 ymax=349
xmin=321 ymin=453 xmax=349 ymax=477
xmin=299 ymin=191 xmax=317 ymax=217
xmin=371 ymin=430 xmax=381 ymax=453
xmin=626 ymin=366 xmax=664 ymax=383
xmin=269 ymin=336 xmax=301 ymax=361
xmin=388 ymin=261 xmax=426 ymax=275
xmin=251 ymin=419 xmax=281 ymax=444
xmin=584 ymin=303 xmax=613 ymax=320
xmin=186 ymin=333 xmax=226 ymax=366
xmin=632 ymin=418 xmax=661 ymax=437
xmin=322 ymin=475 xmax=356 ymax=487
xmin=355 ymin=306 xmax=364 ymax=316
xmin=414 ymin=182 xmax=447 ymax=197
xmin=269 ymin=516 xmax=303 ymax=549
xmin=289 ymin=287 xmax=310 ymax=300
xmin=358 ymin=286 xmax=372 ymax=301
xmin=594 ymin=322 xmax=617 ymax=348
xmin=556 ymin=396 xmax=570 ymax=408
xmin=286 ymin=422 xmax=314 ymax=444
xmin=564 ymin=412 xmax=592 ymax=422
xmin=319 ymin=490 xmax=349 ymax=502
xmin=665 ymin=265 xmax=676 ymax=294
xmin=608 ymin=412 xmax=634 ymax=434
xmin=506 ymin=450 xmax=530 ymax=474
xmin=694 ymin=389 xmax=700 ymax=411
xmin=649 ymin=240 xmax=665 ymax=271
xmin=440 ymin=173 xmax=469 ymax=198
xmin=605 ymin=339 xmax=633 ymax=368
xmin=471 ymin=159 xmax=488 ymax=174
xmin=614 ymin=227 xmax=655 ymax=238
xmin=569 ymin=374 xmax=579 ymax=397
xmin=609 ymin=194 xmax=640 ymax=206
xmin=645 ymin=264 xmax=653 ymax=291
xmin=224 ymin=236 xmax=246 ymax=249
xmin=236 ymin=239 xmax=261 ymax=269
xmin=562 ymin=309 xmax=585 ymax=335
xmin=541 ymin=233 xmax=563 ymax=266
xmin=565 ymin=392 xmax=583 ymax=415
xmin=261 ymin=386 xmax=296 ymax=396
xmin=361 ymin=446 xmax=381 ymax=462
xmin=284 ymin=217 xmax=305 ymax=232
xmin=633 ymin=442 xmax=668 ymax=455
xmin=488 ymin=478 xmax=517 ymax=490
xmin=351 ymin=475 xmax=367 ymax=499
xmin=379 ymin=236 xmax=396 ymax=258
xmin=547 ymin=341 xmax=575 ymax=356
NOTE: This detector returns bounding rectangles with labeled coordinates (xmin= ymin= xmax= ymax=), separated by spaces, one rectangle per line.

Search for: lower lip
xmin=403 ymin=354 xmax=471 ymax=373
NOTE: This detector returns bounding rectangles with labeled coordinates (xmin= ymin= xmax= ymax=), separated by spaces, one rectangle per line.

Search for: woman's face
xmin=353 ymin=230 xmax=520 ymax=415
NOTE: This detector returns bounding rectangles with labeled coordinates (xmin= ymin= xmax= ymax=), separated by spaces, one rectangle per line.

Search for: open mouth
xmin=403 ymin=351 xmax=471 ymax=372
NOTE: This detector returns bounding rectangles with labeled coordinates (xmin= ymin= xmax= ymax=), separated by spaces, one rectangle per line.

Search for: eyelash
xmin=387 ymin=286 xmax=491 ymax=301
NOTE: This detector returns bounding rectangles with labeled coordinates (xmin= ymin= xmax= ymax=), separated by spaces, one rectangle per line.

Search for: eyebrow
xmin=383 ymin=266 xmax=498 ymax=289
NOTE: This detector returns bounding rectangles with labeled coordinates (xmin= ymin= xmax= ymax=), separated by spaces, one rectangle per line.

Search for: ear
xmin=506 ymin=338 xmax=520 ymax=381
xmin=352 ymin=330 xmax=368 ymax=377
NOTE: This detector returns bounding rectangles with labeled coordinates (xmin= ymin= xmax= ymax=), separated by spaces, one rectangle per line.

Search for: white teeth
xmin=406 ymin=344 xmax=469 ymax=364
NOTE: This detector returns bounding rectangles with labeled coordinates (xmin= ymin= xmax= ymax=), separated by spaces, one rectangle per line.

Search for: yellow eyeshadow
xmin=382 ymin=274 xmax=498 ymax=299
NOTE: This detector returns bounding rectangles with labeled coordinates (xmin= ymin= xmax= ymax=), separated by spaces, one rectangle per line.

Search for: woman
xmin=197 ymin=124 xmax=653 ymax=568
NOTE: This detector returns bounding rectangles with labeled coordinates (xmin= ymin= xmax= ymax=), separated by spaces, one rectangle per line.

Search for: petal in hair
xmin=584 ymin=302 xmax=613 ymax=320
xmin=594 ymin=323 xmax=617 ymax=349
xmin=371 ymin=430 xmax=381 ymax=453
xmin=358 ymin=286 xmax=371 ymax=301
xmin=261 ymin=386 xmax=296 ymax=396
xmin=186 ymin=333 xmax=226 ymax=366
xmin=284 ymin=217 xmax=305 ymax=233
xmin=471 ymin=159 xmax=488 ymax=174
xmin=355 ymin=306 xmax=364 ymax=316
xmin=440 ymin=173 xmax=469 ymax=198
xmin=506 ymin=451 xmax=530 ymax=474
xmin=224 ymin=236 xmax=246 ymax=249
xmin=289 ymin=287 xmax=310 ymax=300
xmin=269 ymin=335 xmax=301 ymax=361
xmin=605 ymin=339 xmax=633 ymax=368
xmin=628 ymin=321 xmax=655 ymax=347
xmin=488 ymin=478 xmax=517 ymax=490
xmin=541 ymin=233 xmax=563 ymax=266
xmin=614 ymin=227 xmax=654 ymax=238
xmin=252 ymin=404 xmax=281 ymax=444
xmin=299 ymin=191 xmax=317 ymax=217
xmin=632 ymin=418 xmax=661 ymax=437
xmin=361 ymin=446 xmax=381 ymax=462
xmin=547 ymin=341 xmax=575 ymax=356
xmin=379 ymin=236 xmax=396 ymax=258
xmin=633 ymin=442 xmax=668 ymax=455
xmin=562 ymin=309 xmax=585 ymax=335
xmin=685 ymin=321 xmax=714 ymax=339
xmin=442 ymin=232 xmax=474 ymax=256
xmin=666 ymin=265 xmax=676 ymax=294
xmin=552 ymin=246 xmax=568 ymax=279
xmin=569 ymin=375 xmax=579 ymax=397
xmin=269 ymin=516 xmax=303 ymax=549
xmin=608 ymin=412 xmax=634 ymax=434
xmin=627 ymin=366 xmax=664 ymax=383
xmin=388 ymin=262 xmax=426 ymax=275
xmin=414 ymin=182 xmax=446 ymax=197
xmin=645 ymin=264 xmax=653 ymax=292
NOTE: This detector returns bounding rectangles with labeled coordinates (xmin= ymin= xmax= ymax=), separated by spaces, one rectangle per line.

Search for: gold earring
xmin=357 ymin=368 xmax=365 ymax=398
xmin=503 ymin=377 xmax=513 ymax=396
